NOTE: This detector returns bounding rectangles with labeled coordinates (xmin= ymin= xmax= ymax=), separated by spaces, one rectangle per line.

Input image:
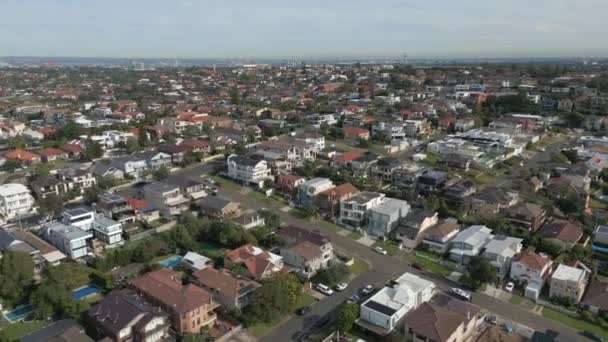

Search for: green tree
xmin=336 ymin=304 xmax=359 ymax=333
xmin=2 ymin=159 xmax=22 ymax=172
xmin=38 ymin=193 xmax=64 ymax=218
xmin=84 ymin=139 xmax=104 ymax=160
xmin=229 ymin=87 xmax=240 ymax=105
xmin=311 ymin=263 xmax=350 ymax=287
xmin=153 ymin=166 xmax=170 ymax=181
xmin=83 ymin=185 xmax=102 ymax=205
xmin=466 ymin=256 xmax=497 ymax=287
xmin=125 ymin=136 xmax=141 ymax=153
xmin=243 ymin=273 xmax=303 ymax=325
xmin=0 ymin=251 xmax=34 ymax=307
xmin=179 ymin=333 xmax=214 ymax=342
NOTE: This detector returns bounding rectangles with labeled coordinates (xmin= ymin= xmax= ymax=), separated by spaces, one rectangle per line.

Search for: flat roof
xmin=363 ymin=300 xmax=397 ymax=316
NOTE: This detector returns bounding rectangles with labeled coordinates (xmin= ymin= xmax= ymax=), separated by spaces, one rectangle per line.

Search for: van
xmin=316 ymin=283 xmax=334 ymax=296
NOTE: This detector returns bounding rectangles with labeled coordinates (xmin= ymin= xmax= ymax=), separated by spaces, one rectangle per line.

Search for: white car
xmin=335 ymin=283 xmax=348 ymax=292
xmin=505 ymin=282 xmax=515 ymax=293
xmin=373 ymin=246 xmax=388 ymax=255
xmin=316 ymin=283 xmax=334 ymax=296
xmin=361 ymin=285 xmax=375 ymax=296
xmin=451 ymin=288 xmax=472 ymax=301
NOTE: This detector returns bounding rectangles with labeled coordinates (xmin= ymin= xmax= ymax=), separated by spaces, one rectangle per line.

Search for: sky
xmin=1 ymin=0 xmax=607 ymax=59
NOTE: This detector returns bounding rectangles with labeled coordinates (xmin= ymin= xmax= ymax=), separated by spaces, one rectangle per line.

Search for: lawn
xmin=248 ymin=292 xmax=317 ymax=337
xmin=509 ymin=294 xmax=524 ymax=305
xmin=1 ymin=320 xmax=49 ymax=340
xmin=288 ymin=208 xmax=310 ymax=220
xmin=411 ymin=255 xmax=453 ymax=276
xmin=348 ymin=231 xmax=363 ymax=240
xmin=542 ymin=307 xmax=608 ymax=339
xmin=318 ymin=220 xmax=344 ymax=233
xmin=590 ymin=198 xmax=608 ymax=210
xmin=371 ymin=241 xmax=401 ymax=255
xmin=422 ymin=152 xmax=439 ymax=166
xmin=151 ymin=253 xmax=177 ymax=263
xmin=349 ymin=258 xmax=370 ymax=274
xmin=198 ymin=242 xmax=227 ymax=258
xmin=208 ymin=175 xmax=241 ymax=191
xmin=247 ymin=190 xmax=275 ymax=205
xmin=475 ymin=173 xmax=497 ymax=185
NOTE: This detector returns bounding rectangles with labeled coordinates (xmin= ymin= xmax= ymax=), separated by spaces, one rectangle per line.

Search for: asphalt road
xmin=167 ymin=138 xmax=587 ymax=342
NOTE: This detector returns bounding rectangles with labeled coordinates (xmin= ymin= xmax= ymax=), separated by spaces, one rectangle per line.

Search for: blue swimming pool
xmin=158 ymin=255 xmax=182 ymax=268
xmin=4 ymin=304 xmax=33 ymax=323
xmin=72 ymin=284 xmax=102 ymax=300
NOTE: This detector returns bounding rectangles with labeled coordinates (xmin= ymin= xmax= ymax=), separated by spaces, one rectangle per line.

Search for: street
xmin=167 ymin=138 xmax=587 ymax=342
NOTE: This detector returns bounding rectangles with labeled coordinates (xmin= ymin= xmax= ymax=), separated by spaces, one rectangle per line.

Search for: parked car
xmin=373 ymin=246 xmax=388 ymax=255
xmin=411 ymin=263 xmax=424 ymax=271
xmin=295 ymin=305 xmax=312 ymax=316
xmin=316 ymin=283 xmax=334 ymax=296
xmin=347 ymin=294 xmax=360 ymax=304
xmin=485 ymin=315 xmax=498 ymax=325
xmin=361 ymin=285 xmax=375 ymax=296
xmin=505 ymin=282 xmax=514 ymax=293
xmin=335 ymin=283 xmax=348 ymax=292
xmin=450 ymin=288 xmax=472 ymax=301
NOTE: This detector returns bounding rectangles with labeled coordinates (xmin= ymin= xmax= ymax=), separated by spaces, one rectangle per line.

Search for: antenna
xmin=402 ymin=52 xmax=408 ymax=65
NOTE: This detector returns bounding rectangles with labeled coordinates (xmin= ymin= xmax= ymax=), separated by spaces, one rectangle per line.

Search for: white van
xmin=316 ymin=283 xmax=334 ymax=296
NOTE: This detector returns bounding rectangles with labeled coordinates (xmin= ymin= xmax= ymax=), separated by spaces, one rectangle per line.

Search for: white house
xmin=45 ymin=222 xmax=93 ymax=259
xmin=181 ymin=251 xmax=212 ymax=271
xmin=92 ymin=215 xmax=123 ymax=248
xmin=449 ymin=225 xmax=494 ymax=264
xmin=0 ymin=183 xmax=35 ymax=220
xmin=226 ymin=154 xmax=274 ymax=188
xmin=339 ymin=191 xmax=385 ymax=230
xmin=482 ymin=235 xmax=523 ymax=278
xmin=143 ymin=182 xmax=190 ymax=217
xmin=550 ymin=264 xmax=590 ymax=304
xmin=367 ymin=198 xmax=410 ymax=237
xmin=510 ymin=250 xmax=553 ymax=301
xmin=358 ymin=272 xmax=435 ymax=335
xmin=296 ymin=178 xmax=335 ymax=208
xmin=62 ymin=207 xmax=95 ymax=231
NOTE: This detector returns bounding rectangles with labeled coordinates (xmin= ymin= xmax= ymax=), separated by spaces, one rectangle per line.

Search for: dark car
xmin=581 ymin=330 xmax=605 ymax=342
xmin=411 ymin=263 xmax=424 ymax=271
xmin=295 ymin=305 xmax=312 ymax=316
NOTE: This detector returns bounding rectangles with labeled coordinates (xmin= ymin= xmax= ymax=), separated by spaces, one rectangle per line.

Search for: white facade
xmin=45 ymin=222 xmax=93 ymax=259
xmin=92 ymin=215 xmax=123 ymax=247
xmin=0 ymin=184 xmax=35 ymax=220
xmin=367 ymin=198 xmax=410 ymax=237
xmin=359 ymin=272 xmax=435 ymax=333
xmin=227 ymin=154 xmax=274 ymax=187
xmin=339 ymin=192 xmax=385 ymax=229
xmin=297 ymin=178 xmax=335 ymax=208
xmin=449 ymin=225 xmax=494 ymax=264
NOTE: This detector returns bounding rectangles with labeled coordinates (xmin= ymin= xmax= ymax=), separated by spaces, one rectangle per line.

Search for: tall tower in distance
xmin=402 ymin=52 xmax=408 ymax=64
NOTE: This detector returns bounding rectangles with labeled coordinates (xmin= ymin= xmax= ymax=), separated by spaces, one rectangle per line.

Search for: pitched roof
xmin=129 ymin=268 xmax=214 ymax=314
xmin=4 ymin=148 xmax=40 ymax=161
xmin=540 ymin=221 xmax=583 ymax=244
xmin=318 ymin=183 xmax=358 ymax=199
xmin=194 ymin=267 xmax=261 ymax=298
xmin=279 ymin=225 xmax=331 ymax=246
xmin=404 ymin=302 xmax=465 ymax=342
xmin=285 ymin=240 xmax=323 ymax=260
xmin=512 ymin=250 xmax=551 ymax=270
xmin=37 ymin=148 xmax=67 ymax=158
xmin=332 ymin=151 xmax=363 ymax=163
xmin=582 ymin=277 xmax=608 ymax=310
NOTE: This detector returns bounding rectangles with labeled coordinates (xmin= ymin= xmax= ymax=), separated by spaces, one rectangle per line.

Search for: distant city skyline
xmin=1 ymin=0 xmax=607 ymax=59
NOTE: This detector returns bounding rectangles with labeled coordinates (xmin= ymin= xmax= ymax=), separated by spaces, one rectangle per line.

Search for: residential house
xmin=422 ymin=219 xmax=460 ymax=253
xmin=339 ymin=191 xmax=385 ymax=230
xmin=357 ymin=272 xmax=435 ymax=336
xmin=227 ymin=154 xmax=274 ymax=188
xmin=97 ymin=192 xmax=136 ymax=224
xmin=331 ymin=151 xmax=363 ymax=170
xmin=351 ymin=154 xmax=380 ymax=177
xmin=502 ymin=202 xmax=545 ymax=233
xmin=180 ymin=138 xmax=211 ymax=154
xmin=314 ymin=183 xmax=358 ymax=218
xmin=278 ymin=225 xmax=333 ymax=253
xmin=44 ymin=222 xmax=93 ymax=259
xmin=157 ymin=144 xmax=189 ymax=165
xmin=443 ymin=179 xmax=476 ymax=205
xmin=234 ymin=212 xmax=265 ymax=230
xmin=510 ymin=250 xmax=553 ymax=301
xmin=582 ymin=277 xmax=608 ymax=314
xmin=62 ymin=207 xmax=95 ymax=231
xmin=88 ymin=289 xmax=171 ymax=342
xmin=482 ymin=236 xmax=523 ymax=279
xmin=123 ymin=196 xmax=160 ymax=223
xmin=196 ymin=196 xmax=240 ymax=218
xmin=343 ymin=127 xmax=370 ymax=140
xmin=0 ymin=229 xmax=44 ymax=277
xmin=393 ymin=209 xmax=440 ymax=249
xmin=448 ymin=225 xmax=494 ymax=264
xmin=4 ymin=148 xmax=41 ymax=164
xmin=550 ymin=264 xmax=589 ymax=304
xmin=224 ymin=244 xmax=284 ymax=280
xmin=181 ymin=252 xmax=212 ymax=272
xmin=372 ymin=122 xmax=406 ymax=141
xmin=275 ymin=174 xmax=306 ymax=201
xmin=417 ymin=170 xmax=448 ymax=196
xmin=143 ymin=182 xmax=190 ymax=217
xmin=281 ymin=240 xmax=332 ymax=278
xmin=92 ymin=215 xmax=124 ymax=248
xmin=129 ymin=268 xmax=219 ymax=333
xmin=110 ymin=151 xmax=171 ymax=180
xmin=56 ymin=167 xmax=97 ymax=195
xmin=469 ymin=186 xmax=519 ymax=216
xmin=165 ymin=176 xmax=207 ymax=200
xmin=366 ymin=198 xmax=411 ymax=238
xmin=193 ymin=267 xmax=261 ymax=311
xmin=31 ymin=176 xmax=70 ymax=199
xmin=296 ymin=178 xmax=335 ymax=208
xmin=371 ymin=157 xmax=403 ymax=183
xmin=392 ymin=163 xmax=426 ymax=189
xmin=92 ymin=163 xmax=125 ymax=180
xmin=404 ymin=295 xmax=482 ymax=342
xmin=13 ymin=229 xmax=66 ymax=266
xmin=540 ymin=221 xmax=584 ymax=250
xmin=21 ymin=319 xmax=93 ymax=342
xmin=37 ymin=148 xmax=69 ymax=163
xmin=0 ymin=183 xmax=35 ymax=220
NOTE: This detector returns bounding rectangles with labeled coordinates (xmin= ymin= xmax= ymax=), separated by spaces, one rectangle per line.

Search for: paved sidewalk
xmin=356 ymin=235 xmax=375 ymax=246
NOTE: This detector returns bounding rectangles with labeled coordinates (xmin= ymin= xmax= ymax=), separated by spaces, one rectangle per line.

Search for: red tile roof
xmin=37 ymin=148 xmax=67 ymax=158
xmin=342 ymin=127 xmax=369 ymax=136
xmin=4 ymin=148 xmax=40 ymax=161
xmin=318 ymin=183 xmax=358 ymax=198
xmin=513 ymin=250 xmax=551 ymax=270
xmin=333 ymin=151 xmax=363 ymax=163
xmin=60 ymin=144 xmax=83 ymax=154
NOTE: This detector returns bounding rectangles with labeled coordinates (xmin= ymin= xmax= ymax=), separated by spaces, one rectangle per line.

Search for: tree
xmin=0 ymin=251 xmax=34 ymax=307
xmin=311 ymin=264 xmax=350 ymax=287
xmin=84 ymin=139 xmax=104 ymax=160
xmin=357 ymin=137 xmax=370 ymax=148
xmin=125 ymin=136 xmax=141 ymax=153
xmin=179 ymin=333 xmax=214 ymax=342
xmin=562 ymin=112 xmax=585 ymax=128
xmin=38 ymin=193 xmax=64 ymax=218
xmin=466 ymin=256 xmax=496 ymax=287
xmin=243 ymin=273 xmax=303 ymax=325
xmin=336 ymin=304 xmax=359 ymax=333
xmin=2 ymin=159 xmax=22 ymax=172
xmin=83 ymin=186 xmax=102 ymax=205
xmin=229 ymin=87 xmax=240 ymax=105
xmin=153 ymin=166 xmax=170 ymax=181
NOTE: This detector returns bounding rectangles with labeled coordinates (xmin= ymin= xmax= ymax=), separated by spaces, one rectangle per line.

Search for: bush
xmin=311 ymin=263 xmax=350 ymax=287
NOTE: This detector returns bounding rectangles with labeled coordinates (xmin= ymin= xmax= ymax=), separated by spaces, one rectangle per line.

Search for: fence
xmin=536 ymin=299 xmax=579 ymax=317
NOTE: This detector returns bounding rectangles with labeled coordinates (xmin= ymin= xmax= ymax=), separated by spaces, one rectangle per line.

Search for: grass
xmin=1 ymin=320 xmax=49 ymax=340
xmin=151 ymin=253 xmax=177 ymax=263
xmin=208 ymin=175 xmax=241 ymax=191
xmin=371 ymin=241 xmax=401 ymax=255
xmin=350 ymin=258 xmax=370 ymax=274
xmin=288 ymin=208 xmax=309 ymax=220
xmin=247 ymin=190 xmax=275 ymax=205
xmin=249 ymin=292 xmax=317 ymax=337
xmin=411 ymin=255 xmax=453 ymax=276
xmin=590 ymin=198 xmax=608 ymax=210
xmin=318 ymin=220 xmax=344 ymax=233
xmin=198 ymin=242 xmax=227 ymax=258
xmin=348 ymin=231 xmax=363 ymax=240
xmin=509 ymin=294 xmax=524 ymax=305
xmin=422 ymin=152 xmax=439 ymax=166
xmin=542 ymin=307 xmax=608 ymax=339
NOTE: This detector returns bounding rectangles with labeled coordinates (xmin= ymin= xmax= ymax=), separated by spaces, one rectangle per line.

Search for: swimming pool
xmin=158 ymin=255 xmax=183 ymax=268
xmin=72 ymin=284 xmax=102 ymax=300
xmin=3 ymin=304 xmax=33 ymax=323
